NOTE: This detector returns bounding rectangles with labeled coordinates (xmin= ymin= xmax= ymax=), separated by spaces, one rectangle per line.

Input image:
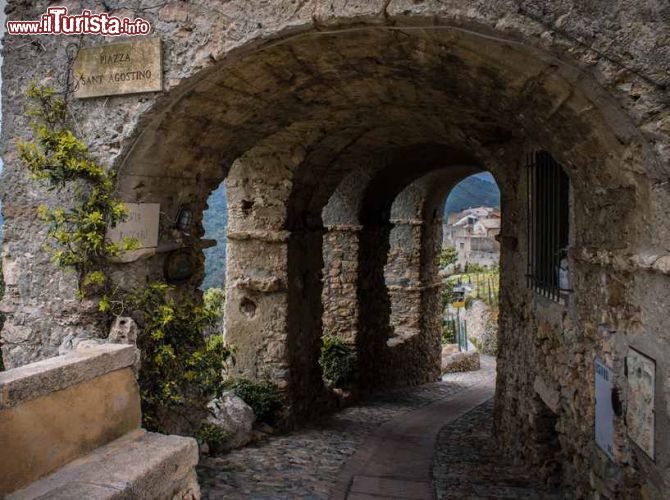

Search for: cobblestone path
xmin=433 ymin=399 xmax=563 ymax=499
xmin=199 ymin=356 xmax=550 ymax=499
xmin=198 ymin=372 xmax=487 ymax=500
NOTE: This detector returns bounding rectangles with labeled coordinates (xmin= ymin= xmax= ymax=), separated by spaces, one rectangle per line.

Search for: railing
xmin=443 ymin=314 xmax=468 ymax=352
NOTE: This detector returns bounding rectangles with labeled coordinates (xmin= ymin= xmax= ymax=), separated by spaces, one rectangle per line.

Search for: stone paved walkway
xmin=198 ymin=356 xmax=554 ymax=499
xmin=433 ymin=399 xmax=563 ymax=499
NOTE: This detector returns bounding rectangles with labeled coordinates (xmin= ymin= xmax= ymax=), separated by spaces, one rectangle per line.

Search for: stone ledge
xmin=389 ymin=218 xmax=424 ymax=226
xmin=0 ymin=344 xmax=138 ymax=410
xmin=7 ymin=430 xmax=200 ymax=500
xmin=386 ymin=281 xmax=442 ymax=291
xmin=571 ymin=247 xmax=670 ymax=276
xmin=227 ymin=229 xmax=290 ymax=243
xmin=324 ymin=224 xmax=364 ymax=232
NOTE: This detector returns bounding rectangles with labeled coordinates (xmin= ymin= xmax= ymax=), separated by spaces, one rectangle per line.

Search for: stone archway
xmin=107 ymin=25 xmax=664 ymax=490
xmin=2 ymin=5 xmax=668 ymax=496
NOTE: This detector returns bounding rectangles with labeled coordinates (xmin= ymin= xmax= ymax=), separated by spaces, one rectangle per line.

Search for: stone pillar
xmin=385 ymin=218 xmax=424 ymax=346
xmin=321 ymin=225 xmax=361 ymax=344
xmin=223 ymin=146 xmax=295 ymax=398
xmin=356 ymin=223 xmax=393 ymax=391
xmin=383 ymin=214 xmax=442 ymax=382
xmin=418 ymin=214 xmax=445 ymax=373
xmin=224 ymin=228 xmax=291 ymax=385
xmin=223 ymin=142 xmax=328 ymax=422
xmin=357 ymin=217 xmax=441 ymax=391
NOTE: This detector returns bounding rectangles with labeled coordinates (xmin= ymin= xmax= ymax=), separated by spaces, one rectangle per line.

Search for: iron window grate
xmin=527 ymin=151 xmax=570 ymax=302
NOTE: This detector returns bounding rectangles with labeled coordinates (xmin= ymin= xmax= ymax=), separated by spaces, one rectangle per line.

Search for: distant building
xmin=443 ymin=207 xmax=500 ymax=269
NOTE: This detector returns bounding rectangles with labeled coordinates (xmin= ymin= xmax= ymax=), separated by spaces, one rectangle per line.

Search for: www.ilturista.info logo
xmin=6 ymin=7 xmax=151 ymax=36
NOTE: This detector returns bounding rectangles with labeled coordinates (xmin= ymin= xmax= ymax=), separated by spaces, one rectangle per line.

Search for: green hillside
xmin=202 ymin=184 xmax=228 ymax=289
xmin=444 ymin=174 xmax=500 ymax=215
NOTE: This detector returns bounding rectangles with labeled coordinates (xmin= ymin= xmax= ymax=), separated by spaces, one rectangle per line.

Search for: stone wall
xmin=1 ymin=0 xmax=668 ymax=496
xmin=0 ymin=344 xmax=199 ymax=497
xmin=463 ymin=300 xmax=498 ymax=356
xmin=0 ymin=344 xmax=140 ymax=493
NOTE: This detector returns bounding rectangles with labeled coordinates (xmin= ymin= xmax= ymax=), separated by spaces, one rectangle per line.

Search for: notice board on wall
xmin=626 ymin=348 xmax=655 ymax=459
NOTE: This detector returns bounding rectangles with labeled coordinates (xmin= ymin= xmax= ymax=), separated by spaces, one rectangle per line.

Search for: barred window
xmin=527 ymin=151 xmax=570 ymax=301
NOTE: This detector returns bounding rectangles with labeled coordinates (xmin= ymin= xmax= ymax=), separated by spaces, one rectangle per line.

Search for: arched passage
xmin=104 ymin=21 xmax=664 ymax=494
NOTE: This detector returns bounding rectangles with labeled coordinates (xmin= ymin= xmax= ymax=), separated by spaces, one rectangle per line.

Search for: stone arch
xmin=106 ymin=23 xmax=665 ymax=442
xmin=2 ymin=6 xmax=667 ymax=494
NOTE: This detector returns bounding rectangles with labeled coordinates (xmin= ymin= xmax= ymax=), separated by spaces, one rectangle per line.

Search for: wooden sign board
xmin=106 ymin=203 xmax=160 ymax=249
xmin=73 ymin=38 xmax=162 ymax=98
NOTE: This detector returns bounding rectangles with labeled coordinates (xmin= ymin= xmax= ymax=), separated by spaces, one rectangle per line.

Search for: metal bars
xmin=527 ymin=151 xmax=570 ymax=302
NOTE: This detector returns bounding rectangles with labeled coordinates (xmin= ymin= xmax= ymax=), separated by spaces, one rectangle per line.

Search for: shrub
xmin=203 ymin=287 xmax=225 ymax=316
xmin=439 ymin=246 xmax=458 ymax=268
xmin=226 ymin=378 xmax=283 ymax=425
xmin=203 ymin=287 xmax=225 ymax=336
xmin=465 ymin=262 xmax=487 ymax=273
xmin=195 ymin=423 xmax=231 ymax=454
xmin=319 ymin=335 xmax=357 ymax=388
xmin=129 ymin=283 xmax=235 ymax=432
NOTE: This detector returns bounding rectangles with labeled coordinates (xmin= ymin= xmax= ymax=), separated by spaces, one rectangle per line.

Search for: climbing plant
xmin=16 ymin=84 xmax=240 ymax=435
xmin=17 ymin=84 xmax=138 ymax=305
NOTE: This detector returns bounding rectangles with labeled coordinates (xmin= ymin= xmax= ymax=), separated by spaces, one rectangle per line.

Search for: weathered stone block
xmin=207 ymin=392 xmax=256 ymax=450
xmin=0 ymin=367 xmax=141 ymax=494
xmin=6 ymin=430 xmax=199 ymax=500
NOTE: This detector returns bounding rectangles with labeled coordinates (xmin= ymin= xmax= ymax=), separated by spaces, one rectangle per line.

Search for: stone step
xmin=7 ymin=429 xmax=200 ymax=500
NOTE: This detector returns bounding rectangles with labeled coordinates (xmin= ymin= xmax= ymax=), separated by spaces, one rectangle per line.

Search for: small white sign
xmin=106 ymin=203 xmax=160 ymax=249
xmin=626 ymin=348 xmax=655 ymax=459
xmin=595 ymin=358 xmax=615 ymax=460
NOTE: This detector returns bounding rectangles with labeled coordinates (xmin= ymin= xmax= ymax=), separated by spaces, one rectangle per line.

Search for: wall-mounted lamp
xmin=175 ymin=206 xmax=193 ymax=232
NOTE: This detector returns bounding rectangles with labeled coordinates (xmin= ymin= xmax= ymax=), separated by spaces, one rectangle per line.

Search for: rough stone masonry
xmin=1 ymin=1 xmax=669 ymax=498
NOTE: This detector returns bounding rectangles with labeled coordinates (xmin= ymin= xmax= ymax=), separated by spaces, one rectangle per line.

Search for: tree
xmin=440 ymin=246 xmax=458 ymax=268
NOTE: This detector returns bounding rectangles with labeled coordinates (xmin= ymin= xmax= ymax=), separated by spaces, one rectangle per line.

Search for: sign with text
xmin=626 ymin=348 xmax=655 ymax=459
xmin=106 ymin=203 xmax=160 ymax=249
xmin=594 ymin=358 xmax=615 ymax=460
xmin=73 ymin=38 xmax=162 ymax=98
